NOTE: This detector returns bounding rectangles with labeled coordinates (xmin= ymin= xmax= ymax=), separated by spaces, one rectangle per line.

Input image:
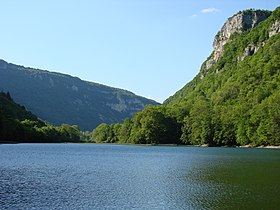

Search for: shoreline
xmin=1 ymin=141 xmax=280 ymax=149
xmin=76 ymin=143 xmax=280 ymax=149
xmin=241 ymin=145 xmax=280 ymax=149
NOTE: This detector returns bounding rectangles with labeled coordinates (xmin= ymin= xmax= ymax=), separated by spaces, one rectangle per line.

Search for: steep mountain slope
xmin=164 ymin=9 xmax=275 ymax=105
xmin=0 ymin=60 xmax=159 ymax=131
xmin=0 ymin=92 xmax=41 ymax=123
xmin=0 ymin=92 xmax=82 ymax=142
xmin=91 ymin=7 xmax=280 ymax=146
xmin=0 ymin=91 xmax=42 ymax=142
xmin=163 ymin=7 xmax=280 ymax=145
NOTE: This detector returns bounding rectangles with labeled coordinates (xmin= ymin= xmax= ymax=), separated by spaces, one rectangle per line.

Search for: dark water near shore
xmin=0 ymin=144 xmax=280 ymax=209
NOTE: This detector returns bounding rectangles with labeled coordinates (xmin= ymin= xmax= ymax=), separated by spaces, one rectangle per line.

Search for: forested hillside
xmin=92 ymin=7 xmax=280 ymax=146
xmin=0 ymin=92 xmax=82 ymax=143
xmin=0 ymin=60 xmax=159 ymax=131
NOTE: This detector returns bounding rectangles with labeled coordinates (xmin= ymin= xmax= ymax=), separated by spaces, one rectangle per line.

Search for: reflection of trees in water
xmin=188 ymin=151 xmax=280 ymax=209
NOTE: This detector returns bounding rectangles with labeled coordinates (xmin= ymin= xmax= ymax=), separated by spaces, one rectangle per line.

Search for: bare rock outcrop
xmin=213 ymin=10 xmax=272 ymax=62
xmin=201 ymin=10 xmax=273 ymax=78
xmin=269 ymin=19 xmax=280 ymax=37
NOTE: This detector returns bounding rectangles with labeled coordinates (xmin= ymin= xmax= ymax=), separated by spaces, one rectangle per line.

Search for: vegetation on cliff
xmin=92 ymin=7 xmax=280 ymax=146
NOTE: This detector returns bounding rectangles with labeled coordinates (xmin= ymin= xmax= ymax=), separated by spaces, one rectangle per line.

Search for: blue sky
xmin=0 ymin=1 xmax=279 ymax=102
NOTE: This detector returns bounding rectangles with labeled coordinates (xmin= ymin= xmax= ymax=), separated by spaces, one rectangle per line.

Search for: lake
xmin=0 ymin=144 xmax=280 ymax=209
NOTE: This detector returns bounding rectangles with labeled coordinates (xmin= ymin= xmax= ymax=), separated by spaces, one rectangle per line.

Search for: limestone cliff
xmin=201 ymin=9 xmax=272 ymax=79
xmin=213 ymin=10 xmax=272 ymax=61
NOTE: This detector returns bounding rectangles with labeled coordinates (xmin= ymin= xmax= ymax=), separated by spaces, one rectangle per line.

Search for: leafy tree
xmin=58 ymin=124 xmax=81 ymax=142
xmin=128 ymin=106 xmax=181 ymax=144
xmin=118 ymin=118 xmax=133 ymax=143
xmin=92 ymin=123 xmax=111 ymax=143
xmin=182 ymin=98 xmax=214 ymax=145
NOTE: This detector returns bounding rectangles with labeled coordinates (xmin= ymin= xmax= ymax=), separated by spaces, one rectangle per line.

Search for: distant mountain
xmin=0 ymin=60 xmax=159 ymax=131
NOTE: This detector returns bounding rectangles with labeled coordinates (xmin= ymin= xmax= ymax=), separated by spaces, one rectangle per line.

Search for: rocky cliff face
xmin=213 ymin=10 xmax=272 ymax=62
xmin=201 ymin=10 xmax=273 ymax=79
xmin=269 ymin=19 xmax=280 ymax=37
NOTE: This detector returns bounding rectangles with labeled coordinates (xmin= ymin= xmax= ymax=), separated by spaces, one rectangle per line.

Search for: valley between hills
xmin=1 ymin=7 xmax=280 ymax=147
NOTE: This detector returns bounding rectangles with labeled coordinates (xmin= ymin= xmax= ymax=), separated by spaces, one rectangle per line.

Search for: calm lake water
xmin=0 ymin=144 xmax=280 ymax=209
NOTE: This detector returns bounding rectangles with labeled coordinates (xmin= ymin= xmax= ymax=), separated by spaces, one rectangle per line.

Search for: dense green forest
xmin=0 ymin=92 xmax=83 ymax=143
xmin=92 ymin=7 xmax=280 ymax=147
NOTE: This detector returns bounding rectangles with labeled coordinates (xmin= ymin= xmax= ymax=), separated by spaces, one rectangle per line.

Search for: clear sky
xmin=0 ymin=1 xmax=279 ymax=103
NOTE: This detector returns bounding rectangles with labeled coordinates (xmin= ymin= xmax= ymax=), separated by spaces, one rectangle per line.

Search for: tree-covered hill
xmin=0 ymin=92 xmax=82 ymax=143
xmin=0 ymin=92 xmax=40 ymax=123
xmin=92 ymin=7 xmax=280 ymax=147
xmin=0 ymin=60 xmax=159 ymax=131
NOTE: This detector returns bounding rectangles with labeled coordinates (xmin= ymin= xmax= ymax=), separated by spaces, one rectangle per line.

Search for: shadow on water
xmin=186 ymin=148 xmax=280 ymax=210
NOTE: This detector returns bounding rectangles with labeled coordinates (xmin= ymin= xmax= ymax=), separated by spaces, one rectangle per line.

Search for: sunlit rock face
xmin=199 ymin=9 xmax=273 ymax=80
xmin=269 ymin=19 xmax=280 ymax=37
xmin=213 ymin=10 xmax=272 ymax=62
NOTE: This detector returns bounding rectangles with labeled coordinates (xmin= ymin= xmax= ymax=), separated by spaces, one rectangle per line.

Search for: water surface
xmin=0 ymin=144 xmax=279 ymax=209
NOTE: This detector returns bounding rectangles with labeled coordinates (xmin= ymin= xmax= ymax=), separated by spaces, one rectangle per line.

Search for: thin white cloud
xmin=189 ymin=14 xmax=198 ymax=19
xmin=189 ymin=8 xmax=220 ymax=20
xmin=201 ymin=8 xmax=220 ymax=14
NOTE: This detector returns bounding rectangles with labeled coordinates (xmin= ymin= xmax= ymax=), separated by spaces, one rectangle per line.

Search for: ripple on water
xmin=0 ymin=144 xmax=280 ymax=209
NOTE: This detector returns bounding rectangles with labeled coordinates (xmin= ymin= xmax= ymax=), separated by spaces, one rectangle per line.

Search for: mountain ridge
xmin=0 ymin=59 xmax=159 ymax=131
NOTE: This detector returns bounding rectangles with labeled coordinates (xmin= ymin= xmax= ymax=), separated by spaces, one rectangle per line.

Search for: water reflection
xmin=187 ymin=148 xmax=280 ymax=210
xmin=0 ymin=144 xmax=280 ymax=209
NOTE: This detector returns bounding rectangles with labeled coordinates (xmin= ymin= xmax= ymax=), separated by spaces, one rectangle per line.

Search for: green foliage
xmin=92 ymin=123 xmax=111 ymax=143
xmin=118 ymin=118 xmax=133 ymax=143
xmin=0 ymin=92 xmax=83 ymax=143
xmin=92 ymin=106 xmax=181 ymax=145
xmin=57 ymin=124 xmax=81 ymax=142
xmin=91 ymin=123 xmax=122 ymax=143
xmin=128 ymin=106 xmax=181 ymax=144
xmin=181 ymin=97 xmax=212 ymax=145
